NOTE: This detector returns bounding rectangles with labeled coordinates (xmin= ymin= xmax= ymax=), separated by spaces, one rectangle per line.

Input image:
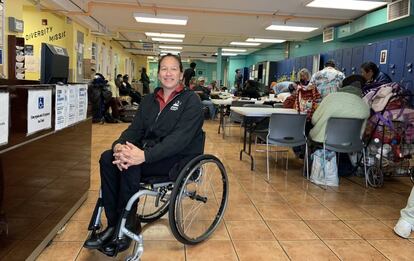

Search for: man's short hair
xmin=190 ymin=62 xmax=196 ymax=68
xmin=324 ymin=60 xmax=336 ymax=68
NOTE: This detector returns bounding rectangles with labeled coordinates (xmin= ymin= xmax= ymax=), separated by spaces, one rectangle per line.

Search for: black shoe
xmin=99 ymin=236 xmax=132 ymax=257
xmin=83 ymin=226 xmax=115 ymax=249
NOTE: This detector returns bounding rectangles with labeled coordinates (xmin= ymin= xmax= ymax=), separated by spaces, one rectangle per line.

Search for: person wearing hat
xmin=309 ymin=74 xmax=370 ymax=143
xmin=308 ymin=60 xmax=345 ymax=98
xmin=122 ymin=74 xmax=142 ymax=104
xmin=194 ymin=77 xmax=216 ymax=119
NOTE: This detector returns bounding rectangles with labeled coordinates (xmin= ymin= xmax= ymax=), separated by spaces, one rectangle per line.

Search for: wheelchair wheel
xmin=137 ymin=185 xmax=172 ymax=223
xmin=168 ymin=154 xmax=229 ymax=245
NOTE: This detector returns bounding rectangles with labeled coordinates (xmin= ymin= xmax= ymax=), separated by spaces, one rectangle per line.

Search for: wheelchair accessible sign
xmin=27 ymin=89 xmax=52 ymax=135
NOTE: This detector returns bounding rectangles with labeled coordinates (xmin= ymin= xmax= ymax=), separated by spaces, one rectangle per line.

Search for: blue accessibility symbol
xmin=38 ymin=97 xmax=44 ymax=109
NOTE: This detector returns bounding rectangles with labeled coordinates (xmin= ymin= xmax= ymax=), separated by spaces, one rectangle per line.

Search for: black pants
xmin=99 ymin=150 xmax=182 ymax=226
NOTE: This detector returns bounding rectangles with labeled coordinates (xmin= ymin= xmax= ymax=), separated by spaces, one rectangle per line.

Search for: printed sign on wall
xmin=27 ymin=89 xmax=52 ymax=135
xmin=55 ymin=85 xmax=68 ymax=131
xmin=0 ymin=92 xmax=9 ymax=145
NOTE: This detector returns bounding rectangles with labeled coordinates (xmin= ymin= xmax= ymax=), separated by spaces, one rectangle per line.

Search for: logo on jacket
xmin=170 ymin=100 xmax=181 ymax=111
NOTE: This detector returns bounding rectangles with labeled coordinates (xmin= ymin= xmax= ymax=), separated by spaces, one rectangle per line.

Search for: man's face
xmin=361 ymin=69 xmax=373 ymax=81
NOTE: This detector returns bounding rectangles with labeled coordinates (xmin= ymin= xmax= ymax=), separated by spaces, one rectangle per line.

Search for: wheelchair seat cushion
xmin=141 ymin=175 xmax=172 ymax=185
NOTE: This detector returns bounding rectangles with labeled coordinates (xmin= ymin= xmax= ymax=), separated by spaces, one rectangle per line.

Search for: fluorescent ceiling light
xmin=147 ymin=56 xmax=155 ymax=59
xmin=216 ymin=53 xmax=238 ymax=56
xmin=152 ymin=38 xmax=183 ymax=42
xmin=145 ymin=32 xmax=185 ymax=38
xmin=230 ymin=42 xmax=261 ymax=46
xmin=159 ymin=45 xmax=183 ymax=50
xmin=306 ymin=0 xmax=387 ymax=11
xmin=266 ymin=23 xmax=318 ymax=32
xmin=222 ymin=48 xmax=247 ymax=52
xmin=246 ymin=38 xmax=286 ymax=43
xmin=161 ymin=50 xmax=180 ymax=55
xmin=134 ymin=13 xmax=188 ymax=25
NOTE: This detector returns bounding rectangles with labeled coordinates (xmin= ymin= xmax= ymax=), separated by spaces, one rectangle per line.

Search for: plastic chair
xmin=259 ymin=113 xmax=308 ymax=181
xmin=323 ymin=117 xmax=368 ymax=187
xmin=223 ymin=101 xmax=254 ymax=136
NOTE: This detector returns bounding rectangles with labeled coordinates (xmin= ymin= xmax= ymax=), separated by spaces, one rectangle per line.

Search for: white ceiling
xmin=38 ymin=0 xmax=388 ymax=59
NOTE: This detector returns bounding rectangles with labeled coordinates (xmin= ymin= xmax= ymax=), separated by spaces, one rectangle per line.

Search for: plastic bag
xmin=310 ymin=149 xmax=339 ymax=187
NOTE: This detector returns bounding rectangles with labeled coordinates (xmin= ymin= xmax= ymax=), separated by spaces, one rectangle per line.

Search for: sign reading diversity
xmin=0 ymin=92 xmax=9 ymax=145
xmin=27 ymin=89 xmax=52 ymax=135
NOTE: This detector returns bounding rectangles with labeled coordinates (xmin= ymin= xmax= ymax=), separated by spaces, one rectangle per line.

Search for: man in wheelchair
xmin=84 ymin=54 xmax=205 ymax=256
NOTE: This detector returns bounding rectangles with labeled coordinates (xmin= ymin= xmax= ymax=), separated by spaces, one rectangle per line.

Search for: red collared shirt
xmin=156 ymin=85 xmax=184 ymax=111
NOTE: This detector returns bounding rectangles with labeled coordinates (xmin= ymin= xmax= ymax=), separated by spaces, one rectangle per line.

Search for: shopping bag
xmin=310 ymin=149 xmax=339 ymax=187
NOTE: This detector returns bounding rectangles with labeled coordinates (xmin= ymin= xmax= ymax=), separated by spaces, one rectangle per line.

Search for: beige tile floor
xmin=35 ymin=120 xmax=414 ymax=261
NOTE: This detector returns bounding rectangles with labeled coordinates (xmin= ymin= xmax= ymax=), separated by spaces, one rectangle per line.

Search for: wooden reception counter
xmin=0 ymin=84 xmax=91 ymax=260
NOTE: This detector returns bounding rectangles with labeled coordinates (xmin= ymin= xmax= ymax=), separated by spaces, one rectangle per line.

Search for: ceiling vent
xmin=388 ymin=0 xmax=411 ymax=22
xmin=323 ymin=27 xmax=334 ymax=43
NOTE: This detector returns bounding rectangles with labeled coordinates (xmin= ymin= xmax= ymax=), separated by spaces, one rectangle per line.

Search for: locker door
xmin=363 ymin=43 xmax=377 ymax=63
xmin=294 ymin=57 xmax=301 ymax=72
xmin=306 ymin=55 xmax=313 ymax=72
xmin=341 ymin=48 xmax=352 ymax=76
xmin=404 ymin=36 xmax=414 ymax=81
xmin=300 ymin=56 xmax=307 ymax=70
xmin=333 ymin=49 xmax=343 ymax=72
xmin=376 ymin=40 xmax=390 ymax=73
xmin=351 ymin=46 xmax=364 ymax=75
xmin=287 ymin=59 xmax=294 ymax=77
xmin=403 ymin=36 xmax=414 ymax=106
xmin=388 ymin=37 xmax=407 ymax=82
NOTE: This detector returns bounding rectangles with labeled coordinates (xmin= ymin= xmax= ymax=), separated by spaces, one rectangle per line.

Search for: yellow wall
xmin=4 ymin=0 xmax=24 ymax=77
xmin=5 ymin=2 xmax=146 ymax=81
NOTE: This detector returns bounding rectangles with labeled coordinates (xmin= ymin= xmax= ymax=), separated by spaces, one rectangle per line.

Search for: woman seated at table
xmin=283 ymin=68 xmax=321 ymax=123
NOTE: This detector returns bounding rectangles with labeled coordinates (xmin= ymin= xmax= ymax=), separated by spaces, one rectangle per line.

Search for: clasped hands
xmin=112 ymin=142 xmax=145 ymax=171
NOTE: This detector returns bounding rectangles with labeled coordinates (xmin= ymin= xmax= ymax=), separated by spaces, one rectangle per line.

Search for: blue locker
xmin=388 ymin=37 xmax=407 ymax=82
xmin=403 ymin=36 xmax=414 ymax=105
xmin=300 ymin=56 xmax=307 ymax=70
xmin=294 ymin=57 xmax=301 ymax=72
xmin=351 ymin=46 xmax=364 ymax=75
xmin=341 ymin=48 xmax=353 ymax=76
xmin=376 ymin=40 xmax=390 ymax=73
xmin=363 ymin=43 xmax=377 ymax=63
xmin=306 ymin=55 xmax=313 ymax=73
xmin=333 ymin=49 xmax=343 ymax=72
xmin=287 ymin=59 xmax=294 ymax=77
xmin=320 ymin=51 xmax=334 ymax=70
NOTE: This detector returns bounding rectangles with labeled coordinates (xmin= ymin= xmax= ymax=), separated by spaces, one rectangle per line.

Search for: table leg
xmin=239 ymin=117 xmax=255 ymax=170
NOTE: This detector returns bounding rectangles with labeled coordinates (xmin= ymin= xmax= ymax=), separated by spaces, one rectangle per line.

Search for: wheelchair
xmin=85 ymin=154 xmax=229 ymax=261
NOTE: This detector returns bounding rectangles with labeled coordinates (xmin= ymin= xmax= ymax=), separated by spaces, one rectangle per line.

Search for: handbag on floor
xmin=310 ymin=149 xmax=339 ymax=186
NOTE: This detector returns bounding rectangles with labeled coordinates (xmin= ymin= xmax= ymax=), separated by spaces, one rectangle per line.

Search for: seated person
xmin=120 ymin=74 xmax=142 ymax=104
xmin=89 ymin=73 xmax=121 ymax=123
xmin=284 ymin=69 xmax=321 ymax=122
xmin=394 ymin=186 xmax=414 ymax=238
xmin=242 ymin=80 xmax=261 ymax=99
xmin=360 ymin=61 xmax=392 ymax=95
xmin=207 ymin=80 xmax=220 ymax=92
xmin=309 ymin=75 xmax=370 ymax=143
xmin=84 ymin=54 xmax=204 ymax=255
xmin=194 ymin=77 xmax=216 ymax=119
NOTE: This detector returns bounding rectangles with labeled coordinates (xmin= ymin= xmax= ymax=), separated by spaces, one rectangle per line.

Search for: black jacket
xmin=113 ymin=87 xmax=204 ymax=163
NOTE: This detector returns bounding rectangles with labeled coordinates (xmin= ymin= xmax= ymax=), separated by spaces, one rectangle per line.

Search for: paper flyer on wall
xmin=67 ymin=85 xmax=78 ymax=126
xmin=77 ymin=84 xmax=88 ymax=122
xmin=27 ymin=89 xmax=52 ymax=135
xmin=55 ymin=85 xmax=68 ymax=131
xmin=0 ymin=92 xmax=9 ymax=146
